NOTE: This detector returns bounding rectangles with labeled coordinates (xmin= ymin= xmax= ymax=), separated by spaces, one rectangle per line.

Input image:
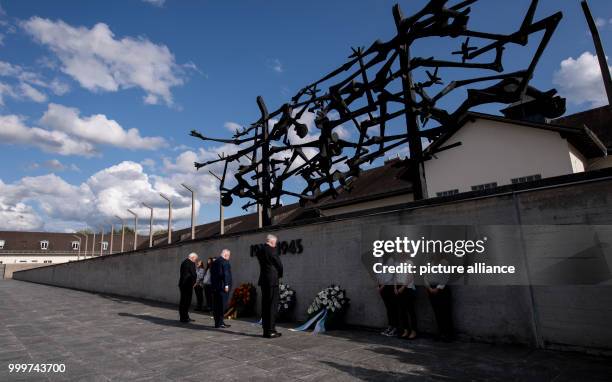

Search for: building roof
xmin=314 ymin=158 xmax=412 ymax=210
xmin=425 ymin=112 xmax=608 ymax=159
xmin=0 ymin=231 xmax=147 ymax=255
xmin=553 ymin=105 xmax=612 ymax=152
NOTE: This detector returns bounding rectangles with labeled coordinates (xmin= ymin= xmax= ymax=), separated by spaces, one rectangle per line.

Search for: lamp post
xmin=109 ymin=222 xmax=114 ymax=255
xmin=159 ymin=193 xmax=172 ymax=244
xmin=181 ymin=183 xmax=196 ymax=240
xmin=99 ymin=226 xmax=104 ymax=256
xmin=127 ymin=209 xmax=138 ymax=251
xmin=142 ymin=203 xmax=154 ymax=248
xmin=91 ymin=231 xmax=96 ymax=256
xmin=72 ymin=235 xmax=81 ymax=260
xmin=81 ymin=233 xmax=88 ymax=258
xmin=115 ymin=215 xmax=125 ymax=253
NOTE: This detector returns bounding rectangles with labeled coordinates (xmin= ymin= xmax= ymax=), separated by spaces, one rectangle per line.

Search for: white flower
xmin=284 ymin=304 xmax=288 ymax=309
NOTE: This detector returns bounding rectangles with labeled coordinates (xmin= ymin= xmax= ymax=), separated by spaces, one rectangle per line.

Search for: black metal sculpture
xmin=191 ymin=0 xmax=565 ymax=226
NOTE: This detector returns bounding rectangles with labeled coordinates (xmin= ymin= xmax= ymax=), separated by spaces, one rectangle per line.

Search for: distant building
xmin=0 ymin=231 xmax=147 ymax=264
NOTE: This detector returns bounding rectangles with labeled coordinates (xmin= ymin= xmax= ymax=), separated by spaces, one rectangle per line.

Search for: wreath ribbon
xmin=290 ymin=309 xmax=328 ymax=334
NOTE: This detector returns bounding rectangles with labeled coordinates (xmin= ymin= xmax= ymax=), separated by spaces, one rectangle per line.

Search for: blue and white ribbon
xmin=290 ymin=309 xmax=328 ymax=334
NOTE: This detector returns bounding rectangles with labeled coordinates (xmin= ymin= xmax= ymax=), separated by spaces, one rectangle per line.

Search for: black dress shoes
xmin=215 ymin=323 xmax=231 ymax=328
xmin=263 ymin=332 xmax=282 ymax=338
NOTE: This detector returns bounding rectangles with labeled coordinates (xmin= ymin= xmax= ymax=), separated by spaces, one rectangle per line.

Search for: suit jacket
xmin=210 ymin=256 xmax=232 ymax=292
xmin=178 ymin=258 xmax=197 ymax=288
xmin=256 ymin=244 xmax=283 ymax=287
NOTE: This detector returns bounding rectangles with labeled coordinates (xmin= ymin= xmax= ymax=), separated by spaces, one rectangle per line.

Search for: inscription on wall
xmin=250 ymin=239 xmax=304 ymax=257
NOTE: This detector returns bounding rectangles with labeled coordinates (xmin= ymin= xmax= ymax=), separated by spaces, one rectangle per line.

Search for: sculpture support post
xmin=393 ymin=4 xmax=427 ymax=200
xmin=256 ymin=96 xmax=273 ymax=227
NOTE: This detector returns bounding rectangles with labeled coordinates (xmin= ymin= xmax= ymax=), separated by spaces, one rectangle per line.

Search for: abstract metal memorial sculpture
xmin=191 ymin=0 xmax=565 ymax=227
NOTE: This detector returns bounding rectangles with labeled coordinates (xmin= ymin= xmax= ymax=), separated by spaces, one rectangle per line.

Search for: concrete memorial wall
xmin=13 ymin=177 xmax=612 ymax=353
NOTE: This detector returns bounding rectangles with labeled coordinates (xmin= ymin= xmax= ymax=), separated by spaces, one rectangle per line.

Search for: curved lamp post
xmin=127 ymin=209 xmax=138 ymax=251
xmin=159 ymin=193 xmax=172 ymax=244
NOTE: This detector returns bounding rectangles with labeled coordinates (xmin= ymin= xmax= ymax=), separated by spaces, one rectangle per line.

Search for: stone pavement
xmin=0 ymin=280 xmax=611 ymax=381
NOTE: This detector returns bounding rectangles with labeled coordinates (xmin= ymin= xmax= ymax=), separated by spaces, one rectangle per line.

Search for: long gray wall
xmin=14 ymin=178 xmax=612 ymax=354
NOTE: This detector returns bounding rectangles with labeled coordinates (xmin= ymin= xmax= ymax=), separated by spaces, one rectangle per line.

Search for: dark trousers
xmin=204 ymin=285 xmax=213 ymax=310
xmin=194 ymin=285 xmax=204 ymax=309
xmin=212 ymin=290 xmax=228 ymax=327
xmin=397 ymin=288 xmax=418 ymax=332
xmin=380 ymin=285 xmax=398 ymax=328
xmin=261 ymin=285 xmax=279 ymax=334
xmin=178 ymin=285 xmax=193 ymax=321
xmin=428 ymin=287 xmax=454 ymax=338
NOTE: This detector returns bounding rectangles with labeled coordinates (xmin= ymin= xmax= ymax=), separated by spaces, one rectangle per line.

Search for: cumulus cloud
xmin=0 ymin=159 xmax=212 ymax=232
xmin=0 ymin=60 xmax=69 ymax=104
xmin=22 ymin=17 xmax=186 ymax=105
xmin=553 ymin=51 xmax=610 ymax=108
xmin=1 ymin=104 xmax=165 ymax=155
xmin=40 ymin=103 xmax=166 ymax=150
xmin=0 ymin=114 xmax=97 ymax=156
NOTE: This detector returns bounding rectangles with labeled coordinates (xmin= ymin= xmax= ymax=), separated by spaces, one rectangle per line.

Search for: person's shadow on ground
xmin=117 ymin=312 xmax=262 ymax=338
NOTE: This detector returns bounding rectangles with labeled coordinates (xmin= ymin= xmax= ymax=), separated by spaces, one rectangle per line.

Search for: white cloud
xmin=142 ymin=0 xmax=166 ymax=7
xmin=18 ymin=83 xmax=47 ymax=102
xmin=40 ymin=103 xmax=166 ymax=150
xmin=0 ymin=200 xmax=43 ymax=231
xmin=0 ymin=158 xmax=215 ymax=232
xmin=266 ymin=58 xmax=283 ymax=73
xmin=553 ymin=51 xmax=610 ymax=108
xmin=0 ymin=60 xmax=69 ymax=104
xmin=224 ymin=121 xmax=243 ymax=133
xmin=22 ymin=17 xmax=186 ymax=105
xmin=28 ymin=159 xmax=79 ymax=172
xmin=0 ymin=114 xmax=97 ymax=156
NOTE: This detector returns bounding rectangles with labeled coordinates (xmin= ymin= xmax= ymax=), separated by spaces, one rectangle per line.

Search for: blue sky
xmin=0 ymin=0 xmax=611 ymax=232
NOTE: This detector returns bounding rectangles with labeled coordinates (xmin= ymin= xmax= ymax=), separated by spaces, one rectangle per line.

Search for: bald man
xmin=178 ymin=252 xmax=198 ymax=323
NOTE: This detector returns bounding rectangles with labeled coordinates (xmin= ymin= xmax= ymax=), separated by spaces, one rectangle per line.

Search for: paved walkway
xmin=0 ymin=280 xmax=611 ymax=381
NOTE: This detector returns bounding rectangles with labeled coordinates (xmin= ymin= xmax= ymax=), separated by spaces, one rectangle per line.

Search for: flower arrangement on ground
xmin=277 ymin=283 xmax=296 ymax=322
xmin=292 ymin=285 xmax=350 ymax=333
xmin=225 ymin=283 xmax=257 ymax=319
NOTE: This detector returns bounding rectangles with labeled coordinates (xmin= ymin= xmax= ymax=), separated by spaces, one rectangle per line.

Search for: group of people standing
xmin=378 ymin=254 xmax=454 ymax=342
xmin=177 ymin=234 xmax=284 ymax=338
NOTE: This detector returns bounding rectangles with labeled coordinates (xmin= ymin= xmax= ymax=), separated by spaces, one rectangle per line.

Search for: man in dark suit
xmin=210 ymin=249 xmax=232 ymax=328
xmin=178 ymin=252 xmax=198 ymax=323
xmin=256 ymin=234 xmax=284 ymax=338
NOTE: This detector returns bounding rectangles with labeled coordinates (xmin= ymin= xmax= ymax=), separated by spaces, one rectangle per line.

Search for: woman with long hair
xmin=203 ymin=257 xmax=214 ymax=312
xmin=194 ymin=259 xmax=205 ymax=311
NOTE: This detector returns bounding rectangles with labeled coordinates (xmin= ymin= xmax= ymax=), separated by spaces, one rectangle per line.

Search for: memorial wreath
xmin=225 ymin=283 xmax=257 ymax=319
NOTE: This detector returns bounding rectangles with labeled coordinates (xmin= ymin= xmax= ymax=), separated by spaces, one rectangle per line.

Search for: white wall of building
xmin=0 ymin=255 xmax=83 ymax=264
xmin=424 ymin=119 xmax=586 ymax=197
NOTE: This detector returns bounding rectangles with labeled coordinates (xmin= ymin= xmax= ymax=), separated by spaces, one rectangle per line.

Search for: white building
xmin=423 ymin=113 xmax=607 ymax=197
